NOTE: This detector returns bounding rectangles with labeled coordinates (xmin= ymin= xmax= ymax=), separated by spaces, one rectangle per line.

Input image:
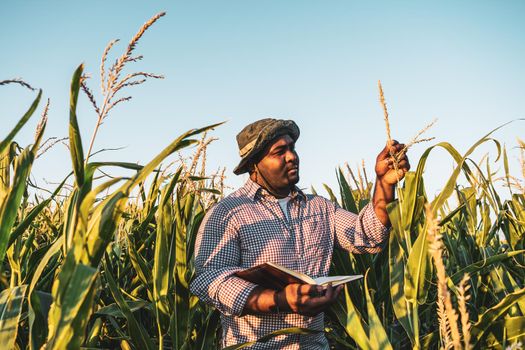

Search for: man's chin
xmin=288 ymin=174 xmax=300 ymax=186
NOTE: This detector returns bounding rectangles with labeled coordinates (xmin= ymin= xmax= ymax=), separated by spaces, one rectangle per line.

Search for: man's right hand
xmin=276 ymin=283 xmax=343 ymax=317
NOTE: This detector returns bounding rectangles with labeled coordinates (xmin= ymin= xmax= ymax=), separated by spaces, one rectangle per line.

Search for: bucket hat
xmin=233 ymin=118 xmax=300 ymax=175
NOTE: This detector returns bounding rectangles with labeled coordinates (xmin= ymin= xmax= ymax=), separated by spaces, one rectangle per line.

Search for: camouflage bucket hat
xmin=233 ymin=118 xmax=300 ymax=175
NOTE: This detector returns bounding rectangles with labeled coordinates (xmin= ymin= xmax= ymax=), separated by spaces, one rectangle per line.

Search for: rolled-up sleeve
xmin=333 ymin=202 xmax=390 ymax=254
xmin=189 ymin=204 xmax=258 ymax=316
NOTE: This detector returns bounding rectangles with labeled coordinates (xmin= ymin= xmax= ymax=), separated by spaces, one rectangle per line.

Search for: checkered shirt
xmin=190 ymin=179 xmax=389 ymax=349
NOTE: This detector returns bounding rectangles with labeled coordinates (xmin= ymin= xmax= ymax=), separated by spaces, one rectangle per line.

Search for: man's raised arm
xmin=333 ymin=140 xmax=410 ymax=254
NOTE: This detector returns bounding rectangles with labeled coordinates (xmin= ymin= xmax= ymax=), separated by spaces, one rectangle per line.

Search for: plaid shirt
xmin=190 ymin=179 xmax=389 ymax=349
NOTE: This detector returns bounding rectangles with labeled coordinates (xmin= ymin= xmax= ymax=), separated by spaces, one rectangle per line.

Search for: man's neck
xmin=270 ymin=190 xmax=290 ymax=199
xmin=249 ymin=173 xmax=291 ymax=199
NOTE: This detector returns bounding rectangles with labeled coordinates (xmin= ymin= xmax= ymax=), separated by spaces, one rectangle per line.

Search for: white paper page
xmin=313 ymin=275 xmax=363 ymax=286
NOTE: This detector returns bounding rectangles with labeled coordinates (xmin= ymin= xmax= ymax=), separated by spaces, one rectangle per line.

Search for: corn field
xmin=1 ymin=13 xmax=525 ymax=350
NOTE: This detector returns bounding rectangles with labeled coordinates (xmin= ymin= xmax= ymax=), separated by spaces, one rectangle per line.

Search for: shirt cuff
xmin=362 ymin=202 xmax=390 ymax=244
xmin=216 ymin=275 xmax=259 ymax=316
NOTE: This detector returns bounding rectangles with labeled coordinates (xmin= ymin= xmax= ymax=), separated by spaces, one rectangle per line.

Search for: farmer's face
xmin=255 ymin=135 xmax=300 ymax=191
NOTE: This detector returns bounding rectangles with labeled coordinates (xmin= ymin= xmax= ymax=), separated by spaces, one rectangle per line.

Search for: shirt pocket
xmin=238 ymin=223 xmax=293 ymax=266
xmin=302 ymin=216 xmax=331 ymax=255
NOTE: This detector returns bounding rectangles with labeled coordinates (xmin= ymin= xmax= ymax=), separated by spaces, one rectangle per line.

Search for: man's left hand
xmin=375 ymin=140 xmax=410 ymax=185
xmin=276 ymin=283 xmax=343 ymax=317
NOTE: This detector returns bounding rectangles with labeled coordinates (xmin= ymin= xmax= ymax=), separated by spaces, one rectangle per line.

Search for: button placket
xmin=291 ymin=199 xmax=306 ymax=270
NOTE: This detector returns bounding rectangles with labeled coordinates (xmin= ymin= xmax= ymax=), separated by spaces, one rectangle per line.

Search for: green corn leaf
xmin=176 ymin=192 xmax=195 ymax=287
xmin=183 ymin=122 xmax=225 ymax=139
xmin=46 ymin=259 xmax=98 ymax=350
xmin=87 ymin=161 xmax=143 ymax=171
xmin=499 ymin=266 xmax=525 ymax=315
xmin=103 ymin=257 xmax=155 ymax=350
xmin=197 ymin=187 xmax=221 ymax=195
xmin=340 ymin=284 xmax=371 ymax=349
xmin=78 ymin=176 xmax=125 ymax=234
xmin=402 ymin=173 xmax=432 ymax=315
xmin=448 ymin=250 xmax=525 ymax=286
xmin=126 ymin=237 xmax=153 ymax=300
xmin=404 ymin=222 xmax=431 ymax=306
xmin=400 ymin=172 xmax=423 ymax=234
xmin=487 ymin=268 xmax=519 ymax=317
xmin=0 ymin=285 xmax=28 ymax=349
xmin=64 ymin=161 xmax=141 ymax=255
xmin=8 ymin=174 xmax=69 ymax=249
xmin=67 ymin=176 xmax=126 ymax=262
xmin=471 ymin=287 xmax=525 ymax=346
xmin=323 ymin=183 xmax=338 ymax=204
xmin=0 ymin=142 xmax=16 ymax=204
xmin=142 ymin=170 xmax=161 ymax=217
xmin=0 ymin=89 xmax=42 ymax=155
xmin=337 ymin=167 xmax=358 ymax=213
xmin=411 ymin=120 xmax=512 ymax=218
xmin=484 ymin=316 xmax=525 ymax=348
xmin=63 ymin=64 xmax=103 ymax=253
xmin=184 ymin=197 xmax=205 ymax=266
xmin=503 ymin=145 xmax=512 ymax=195
xmin=7 ymin=198 xmax=49 ymax=248
xmin=95 ymin=300 xmax=152 ymax=318
xmin=0 ymin=121 xmax=47 ymax=263
xmin=187 ymin=175 xmax=210 ymax=181
xmin=506 ymin=194 xmax=525 ymax=250
xmin=185 ymin=206 xmax=205 ymax=264
xmin=68 ymin=64 xmax=85 ymax=187
xmin=28 ymin=236 xmax=64 ymax=350
xmin=193 ymin=309 xmax=221 ymax=350
xmin=421 ymin=331 xmax=438 ymax=350
xmin=458 ymin=187 xmax=477 ymax=235
xmin=427 ymin=137 xmax=501 ymax=215
xmin=85 ymin=318 xmax=103 ymax=348
xmin=365 ymin=270 xmax=393 ymax=350
xmin=153 ymin=170 xmax=180 ymax=338
xmin=388 ymin=211 xmax=416 ymax=346
xmin=464 ymin=158 xmax=500 ymax=214
xmin=438 ymin=203 xmax=465 ymax=227
xmin=172 ymin=190 xmax=194 ymax=348
xmin=387 ymin=200 xmax=407 ymax=251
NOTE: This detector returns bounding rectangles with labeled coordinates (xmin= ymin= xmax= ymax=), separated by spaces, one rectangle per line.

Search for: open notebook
xmin=235 ymin=261 xmax=362 ymax=291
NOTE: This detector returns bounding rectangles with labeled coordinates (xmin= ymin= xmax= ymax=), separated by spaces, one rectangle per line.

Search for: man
xmin=190 ymin=118 xmax=410 ymax=349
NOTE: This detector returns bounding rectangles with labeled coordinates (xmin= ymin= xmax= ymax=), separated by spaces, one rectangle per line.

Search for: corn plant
xmin=324 ymin=125 xmax=525 ymax=350
xmin=1 ymin=55 xmax=223 ymax=350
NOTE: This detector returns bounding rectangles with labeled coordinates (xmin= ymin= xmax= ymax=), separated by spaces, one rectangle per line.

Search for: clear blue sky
xmin=1 ymin=0 xmax=524 ymax=197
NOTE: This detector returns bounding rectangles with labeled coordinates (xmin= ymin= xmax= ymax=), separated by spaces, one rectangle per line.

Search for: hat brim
xmin=233 ymin=120 xmax=299 ymax=175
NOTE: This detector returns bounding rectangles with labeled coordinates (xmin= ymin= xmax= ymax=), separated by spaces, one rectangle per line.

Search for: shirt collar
xmin=242 ymin=178 xmax=307 ymax=203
